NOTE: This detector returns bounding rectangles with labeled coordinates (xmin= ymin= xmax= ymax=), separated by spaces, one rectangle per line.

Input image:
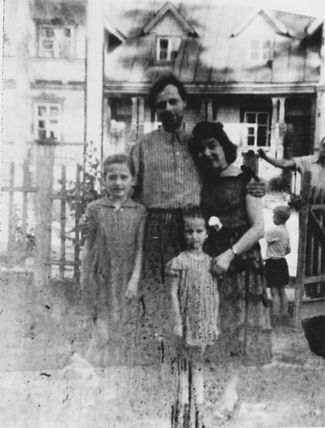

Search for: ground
xmin=0 ymin=270 xmax=325 ymax=428
xmin=1 ymin=192 xmax=324 ymax=428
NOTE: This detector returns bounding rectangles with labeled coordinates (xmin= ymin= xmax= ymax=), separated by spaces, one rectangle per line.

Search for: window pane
xmin=247 ymin=136 xmax=255 ymax=146
xmin=251 ymin=40 xmax=259 ymax=49
xmin=263 ymin=40 xmax=271 ymax=48
xmin=41 ymin=27 xmax=54 ymax=38
xmin=64 ymin=28 xmax=71 ymax=38
xmin=38 ymin=106 xmax=47 ymax=117
xmin=50 ymin=106 xmax=59 ymax=116
xmin=258 ymin=113 xmax=268 ymax=124
xmin=159 ymin=50 xmax=168 ymax=60
xmin=170 ymin=50 xmax=178 ymax=60
xmin=247 ymin=126 xmax=255 ymax=136
xmin=38 ymin=120 xmax=45 ymax=128
xmin=38 ymin=129 xmax=46 ymax=139
xmin=160 ymin=39 xmax=168 ymax=49
xmin=257 ymin=127 xmax=267 ymax=146
xmin=246 ymin=113 xmax=256 ymax=123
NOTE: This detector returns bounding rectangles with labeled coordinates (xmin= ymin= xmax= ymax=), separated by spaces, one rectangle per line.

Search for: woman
xmin=190 ymin=121 xmax=272 ymax=366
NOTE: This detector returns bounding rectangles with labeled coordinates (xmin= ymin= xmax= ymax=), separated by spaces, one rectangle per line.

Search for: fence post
xmin=293 ymin=171 xmax=311 ymax=327
xmin=35 ymin=143 xmax=55 ymax=288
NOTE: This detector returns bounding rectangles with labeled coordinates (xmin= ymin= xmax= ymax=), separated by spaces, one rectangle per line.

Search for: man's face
xmin=155 ymin=84 xmax=186 ymax=132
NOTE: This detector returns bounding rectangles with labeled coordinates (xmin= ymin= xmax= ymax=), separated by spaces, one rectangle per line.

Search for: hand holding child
xmin=211 ymin=249 xmax=235 ymax=278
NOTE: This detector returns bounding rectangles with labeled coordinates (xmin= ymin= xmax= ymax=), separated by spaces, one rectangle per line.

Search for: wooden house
xmin=3 ymin=0 xmax=324 ymax=166
xmin=103 ymin=1 xmax=324 ymax=164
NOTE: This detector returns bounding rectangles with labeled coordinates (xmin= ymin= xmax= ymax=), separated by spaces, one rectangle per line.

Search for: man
xmin=258 ymin=137 xmax=325 ymax=189
xmin=130 ymin=75 xmax=201 ymax=364
xmin=130 ymin=74 xmax=265 ymax=364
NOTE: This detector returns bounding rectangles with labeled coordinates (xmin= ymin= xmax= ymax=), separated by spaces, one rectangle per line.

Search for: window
xmin=39 ymin=24 xmax=73 ymax=58
xmin=243 ymin=112 xmax=270 ymax=148
xmin=249 ymin=39 xmax=273 ymax=62
xmin=156 ymin=36 xmax=181 ymax=61
xmin=34 ymin=103 xmax=61 ymax=140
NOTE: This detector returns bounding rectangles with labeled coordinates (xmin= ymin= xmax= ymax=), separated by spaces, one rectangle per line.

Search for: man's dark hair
xmin=148 ymin=74 xmax=187 ymax=110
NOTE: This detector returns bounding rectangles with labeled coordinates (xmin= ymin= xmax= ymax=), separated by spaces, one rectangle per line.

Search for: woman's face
xmin=198 ymin=137 xmax=228 ymax=172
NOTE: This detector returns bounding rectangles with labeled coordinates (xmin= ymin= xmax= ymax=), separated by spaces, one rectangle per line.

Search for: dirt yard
xmin=0 ymin=270 xmax=325 ymax=428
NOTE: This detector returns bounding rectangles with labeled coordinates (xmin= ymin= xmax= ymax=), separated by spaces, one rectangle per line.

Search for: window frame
xmin=34 ymin=102 xmax=62 ymax=141
xmin=38 ymin=23 xmax=74 ymax=58
xmin=242 ymin=111 xmax=270 ymax=149
xmin=156 ymin=36 xmax=181 ymax=62
xmin=248 ymin=38 xmax=273 ymax=63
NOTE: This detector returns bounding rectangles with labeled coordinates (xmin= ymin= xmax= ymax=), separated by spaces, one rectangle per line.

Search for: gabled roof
xmin=104 ymin=17 xmax=126 ymax=42
xmin=141 ymin=1 xmax=198 ymax=37
xmin=231 ymin=9 xmax=290 ymax=38
xmin=304 ymin=18 xmax=323 ymax=39
xmin=104 ymin=2 xmax=318 ymax=88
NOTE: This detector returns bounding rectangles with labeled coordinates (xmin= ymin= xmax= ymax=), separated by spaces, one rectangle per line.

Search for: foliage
xmin=268 ymin=174 xmax=291 ymax=193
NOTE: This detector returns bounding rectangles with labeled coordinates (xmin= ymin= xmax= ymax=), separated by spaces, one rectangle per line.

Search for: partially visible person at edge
xmin=258 ymin=137 xmax=325 ymax=191
xmin=189 ymin=121 xmax=272 ymax=421
xmin=130 ymin=74 xmax=267 ymax=366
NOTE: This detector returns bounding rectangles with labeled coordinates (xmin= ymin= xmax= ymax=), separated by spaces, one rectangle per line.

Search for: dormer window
xmin=249 ymin=39 xmax=273 ymax=62
xmin=156 ymin=36 xmax=181 ymax=62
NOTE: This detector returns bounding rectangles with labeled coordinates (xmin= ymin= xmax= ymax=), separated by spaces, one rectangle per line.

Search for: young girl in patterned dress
xmin=167 ymin=207 xmax=219 ymax=427
xmin=80 ymin=154 xmax=146 ymax=366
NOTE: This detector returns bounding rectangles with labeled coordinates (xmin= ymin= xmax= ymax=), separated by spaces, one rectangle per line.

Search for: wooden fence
xmin=1 ymin=143 xmax=86 ymax=285
xmin=294 ymin=171 xmax=325 ymax=325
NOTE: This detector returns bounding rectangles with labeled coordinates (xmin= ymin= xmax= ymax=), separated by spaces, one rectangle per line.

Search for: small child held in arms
xmin=80 ymin=154 xmax=146 ymax=366
xmin=167 ymin=207 xmax=219 ymax=427
xmin=264 ymin=205 xmax=291 ymax=326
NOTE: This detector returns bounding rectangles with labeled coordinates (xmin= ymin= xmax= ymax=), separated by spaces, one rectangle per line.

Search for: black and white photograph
xmin=1 ymin=0 xmax=325 ymax=426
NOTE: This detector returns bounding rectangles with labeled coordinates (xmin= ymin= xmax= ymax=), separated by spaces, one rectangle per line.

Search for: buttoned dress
xmin=201 ymin=166 xmax=272 ymax=365
xmin=81 ymin=196 xmax=146 ymax=363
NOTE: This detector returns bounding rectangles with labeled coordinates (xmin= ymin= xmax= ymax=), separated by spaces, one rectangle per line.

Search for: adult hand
xmin=257 ymin=148 xmax=267 ymax=159
xmin=246 ymin=178 xmax=267 ymax=198
xmin=211 ymin=249 xmax=234 ymax=278
xmin=79 ymin=215 xmax=95 ymax=238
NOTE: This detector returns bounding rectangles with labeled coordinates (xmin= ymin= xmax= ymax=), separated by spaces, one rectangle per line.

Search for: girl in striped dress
xmin=80 ymin=154 xmax=146 ymax=366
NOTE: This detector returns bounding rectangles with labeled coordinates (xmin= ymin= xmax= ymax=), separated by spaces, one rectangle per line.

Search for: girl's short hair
xmin=190 ymin=121 xmax=237 ymax=166
xmin=274 ymin=205 xmax=291 ymax=223
xmin=102 ymin=154 xmax=135 ymax=178
xmin=182 ymin=206 xmax=206 ymax=225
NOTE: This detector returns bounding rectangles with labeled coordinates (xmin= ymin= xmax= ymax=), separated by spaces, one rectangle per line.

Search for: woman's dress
xmin=201 ymin=169 xmax=272 ymax=365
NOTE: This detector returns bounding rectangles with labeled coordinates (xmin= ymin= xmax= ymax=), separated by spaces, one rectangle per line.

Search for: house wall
xmin=150 ymin=11 xmax=188 ymax=36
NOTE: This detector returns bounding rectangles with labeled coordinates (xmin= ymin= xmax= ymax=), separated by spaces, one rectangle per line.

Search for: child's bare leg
xmin=192 ymin=361 xmax=204 ymax=405
xmin=86 ymin=318 xmax=109 ymax=365
xmin=279 ymin=287 xmax=288 ymax=318
xmin=271 ymin=287 xmax=281 ymax=325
